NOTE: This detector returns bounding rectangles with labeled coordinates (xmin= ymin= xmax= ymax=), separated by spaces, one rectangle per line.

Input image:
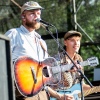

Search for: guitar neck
xmin=78 ymin=86 xmax=100 ymax=98
xmin=80 ymin=61 xmax=89 ymax=67
xmin=51 ymin=60 xmax=89 ymax=74
xmin=51 ymin=64 xmax=73 ymax=74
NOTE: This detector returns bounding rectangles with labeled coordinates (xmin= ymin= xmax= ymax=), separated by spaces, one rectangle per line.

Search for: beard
xmin=25 ymin=19 xmax=41 ymax=30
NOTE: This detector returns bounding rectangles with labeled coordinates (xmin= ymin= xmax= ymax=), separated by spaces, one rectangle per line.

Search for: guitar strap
xmin=39 ymin=40 xmax=50 ymax=57
xmin=39 ymin=41 xmax=51 ymax=99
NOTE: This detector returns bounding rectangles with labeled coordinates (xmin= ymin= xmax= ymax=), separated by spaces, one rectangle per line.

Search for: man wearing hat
xmin=5 ymin=1 xmax=74 ymax=100
xmin=52 ymin=30 xmax=91 ymax=97
xmin=63 ymin=30 xmax=91 ymax=89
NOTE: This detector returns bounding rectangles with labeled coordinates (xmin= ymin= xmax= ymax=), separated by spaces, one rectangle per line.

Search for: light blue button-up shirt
xmin=5 ymin=25 xmax=48 ymax=62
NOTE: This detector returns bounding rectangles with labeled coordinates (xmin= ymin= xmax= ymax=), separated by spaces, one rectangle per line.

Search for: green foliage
xmin=76 ymin=0 xmax=100 ymax=81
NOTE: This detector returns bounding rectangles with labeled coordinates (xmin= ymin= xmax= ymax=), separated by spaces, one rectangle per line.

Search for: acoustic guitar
xmin=14 ymin=56 xmax=99 ymax=97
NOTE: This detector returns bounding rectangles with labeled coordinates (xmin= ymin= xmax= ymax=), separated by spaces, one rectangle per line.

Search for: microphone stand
xmin=45 ymin=26 xmax=93 ymax=100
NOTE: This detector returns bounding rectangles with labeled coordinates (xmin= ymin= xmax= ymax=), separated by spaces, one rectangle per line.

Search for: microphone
xmin=36 ymin=18 xmax=53 ymax=27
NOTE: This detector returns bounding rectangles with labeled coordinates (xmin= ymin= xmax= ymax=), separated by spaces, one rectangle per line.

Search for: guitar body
xmin=50 ymin=83 xmax=81 ymax=100
xmin=14 ymin=56 xmax=61 ymax=97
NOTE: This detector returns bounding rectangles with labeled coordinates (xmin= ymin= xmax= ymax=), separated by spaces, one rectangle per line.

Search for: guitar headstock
xmin=87 ymin=57 xmax=99 ymax=67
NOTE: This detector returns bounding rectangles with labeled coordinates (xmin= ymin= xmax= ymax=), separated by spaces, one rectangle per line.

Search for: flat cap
xmin=21 ymin=1 xmax=43 ymax=14
xmin=64 ymin=30 xmax=82 ymax=40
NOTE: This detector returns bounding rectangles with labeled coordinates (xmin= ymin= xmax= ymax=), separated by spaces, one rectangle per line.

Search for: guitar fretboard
xmin=51 ymin=60 xmax=89 ymax=74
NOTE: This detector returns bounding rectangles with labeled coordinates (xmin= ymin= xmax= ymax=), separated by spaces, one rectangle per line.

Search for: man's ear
xmin=21 ymin=16 xmax=25 ymax=19
xmin=21 ymin=13 xmax=26 ymax=20
xmin=21 ymin=15 xmax=26 ymax=22
xmin=64 ymin=40 xmax=67 ymax=46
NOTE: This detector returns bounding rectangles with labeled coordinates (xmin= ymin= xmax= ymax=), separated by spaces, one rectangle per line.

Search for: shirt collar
xmin=20 ymin=25 xmax=41 ymax=39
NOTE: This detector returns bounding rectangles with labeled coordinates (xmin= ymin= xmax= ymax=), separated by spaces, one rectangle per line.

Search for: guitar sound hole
xmin=42 ymin=66 xmax=49 ymax=77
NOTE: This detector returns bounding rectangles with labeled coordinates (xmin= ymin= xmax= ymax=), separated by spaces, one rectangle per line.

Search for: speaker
xmin=0 ymin=34 xmax=15 ymax=100
xmin=94 ymin=68 xmax=100 ymax=81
